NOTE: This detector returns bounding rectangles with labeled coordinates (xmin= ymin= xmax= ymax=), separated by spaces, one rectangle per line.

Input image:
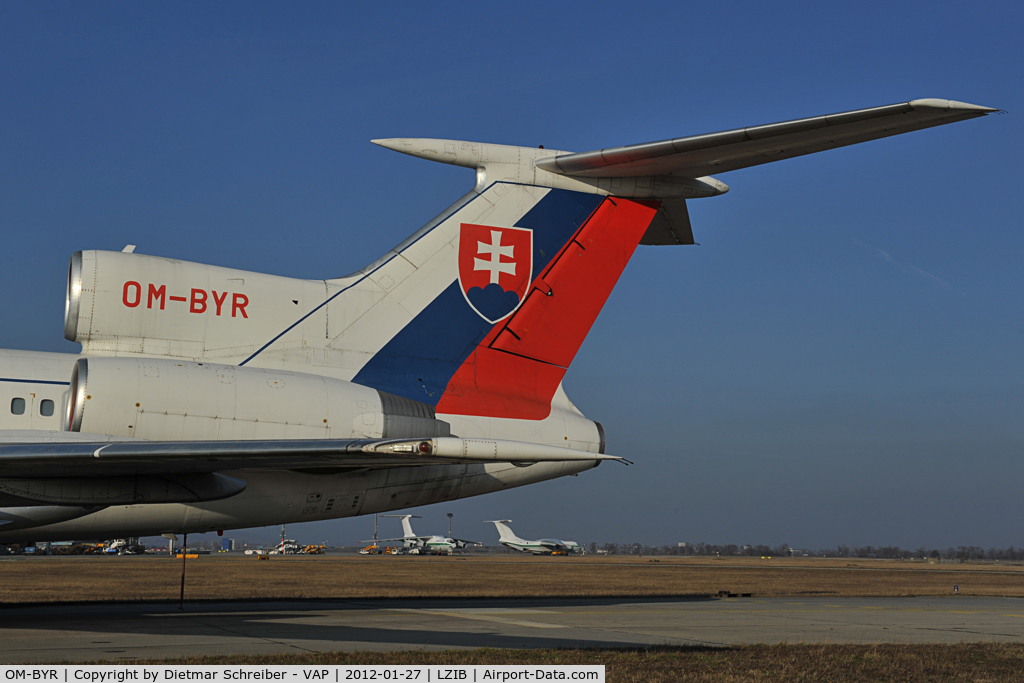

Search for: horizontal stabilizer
xmin=0 ymin=433 xmax=621 ymax=478
xmin=535 ymin=99 xmax=997 ymax=178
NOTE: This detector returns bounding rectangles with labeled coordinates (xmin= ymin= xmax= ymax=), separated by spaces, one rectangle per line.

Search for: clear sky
xmin=1 ymin=2 xmax=1020 ymax=550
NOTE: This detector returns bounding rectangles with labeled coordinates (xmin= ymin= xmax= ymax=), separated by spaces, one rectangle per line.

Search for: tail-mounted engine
xmin=65 ymin=358 xmax=449 ymax=441
xmin=63 ymin=250 xmax=330 ymax=361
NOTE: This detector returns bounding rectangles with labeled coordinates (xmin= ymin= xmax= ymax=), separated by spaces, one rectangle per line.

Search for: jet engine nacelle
xmin=63 ymin=250 xmax=334 ymax=362
xmin=65 ymin=358 xmax=450 ymax=441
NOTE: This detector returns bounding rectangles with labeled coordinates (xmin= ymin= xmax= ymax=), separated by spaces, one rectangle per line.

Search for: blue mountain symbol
xmin=467 ymin=283 xmax=520 ymax=321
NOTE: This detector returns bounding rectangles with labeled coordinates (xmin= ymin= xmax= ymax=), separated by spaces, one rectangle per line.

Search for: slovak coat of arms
xmin=457 ymin=223 xmax=533 ymax=324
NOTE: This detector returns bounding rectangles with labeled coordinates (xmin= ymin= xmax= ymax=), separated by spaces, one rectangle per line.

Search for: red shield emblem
xmin=458 ymin=223 xmax=533 ymax=323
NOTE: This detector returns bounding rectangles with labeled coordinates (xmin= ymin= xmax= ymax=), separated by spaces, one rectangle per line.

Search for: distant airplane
xmin=368 ymin=514 xmax=479 ymax=555
xmin=0 ymin=98 xmax=996 ymax=543
xmin=487 ymin=520 xmax=582 ymax=555
xmin=269 ymin=538 xmax=300 ymax=555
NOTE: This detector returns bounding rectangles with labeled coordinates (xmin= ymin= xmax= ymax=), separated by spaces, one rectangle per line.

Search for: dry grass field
xmin=89 ymin=644 xmax=1024 ymax=683
xmin=3 ymin=554 xmax=1024 ymax=604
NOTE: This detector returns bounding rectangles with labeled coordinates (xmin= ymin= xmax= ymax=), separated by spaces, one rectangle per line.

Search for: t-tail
xmin=340 ymin=139 xmax=683 ymax=428
xmin=486 ymin=519 xmax=525 ymax=545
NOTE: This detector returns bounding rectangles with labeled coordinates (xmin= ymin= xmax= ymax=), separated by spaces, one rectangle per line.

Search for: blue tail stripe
xmin=352 ymin=189 xmax=603 ymax=405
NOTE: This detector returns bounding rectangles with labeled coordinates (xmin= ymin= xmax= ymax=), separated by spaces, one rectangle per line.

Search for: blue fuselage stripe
xmin=0 ymin=378 xmax=70 ymax=386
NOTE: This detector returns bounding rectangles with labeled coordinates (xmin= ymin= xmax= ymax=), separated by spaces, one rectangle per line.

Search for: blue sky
xmin=1 ymin=2 xmax=1020 ymax=549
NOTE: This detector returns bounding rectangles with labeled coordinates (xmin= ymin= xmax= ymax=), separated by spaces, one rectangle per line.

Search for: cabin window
xmin=11 ymin=397 xmax=26 ymax=415
xmin=40 ymin=399 xmax=55 ymax=417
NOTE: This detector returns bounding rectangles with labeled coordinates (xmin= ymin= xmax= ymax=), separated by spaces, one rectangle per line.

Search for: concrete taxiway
xmin=2 ymin=596 xmax=1023 ymax=663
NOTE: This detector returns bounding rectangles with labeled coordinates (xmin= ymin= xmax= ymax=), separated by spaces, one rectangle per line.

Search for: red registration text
xmin=122 ymin=281 xmax=249 ymax=318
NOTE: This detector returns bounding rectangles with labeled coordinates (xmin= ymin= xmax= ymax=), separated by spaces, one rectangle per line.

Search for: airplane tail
xmin=65 ymin=102 xmax=995 ymax=430
xmin=382 ymin=514 xmax=421 ymax=538
xmin=486 ymin=519 xmax=522 ymax=544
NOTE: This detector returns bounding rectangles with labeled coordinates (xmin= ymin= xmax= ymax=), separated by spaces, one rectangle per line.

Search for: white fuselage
xmin=499 ymin=538 xmax=580 ymax=555
xmin=489 ymin=521 xmax=582 ymax=555
xmin=0 ymin=349 xmax=79 ymax=432
xmin=408 ymin=536 xmax=458 ymax=554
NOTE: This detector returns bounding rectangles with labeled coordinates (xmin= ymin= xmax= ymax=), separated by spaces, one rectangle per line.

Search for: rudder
xmin=436 ymin=196 xmax=658 ymax=419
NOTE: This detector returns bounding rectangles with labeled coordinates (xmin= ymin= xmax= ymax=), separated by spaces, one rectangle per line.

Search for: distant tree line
xmin=586 ymin=542 xmax=1024 ymax=561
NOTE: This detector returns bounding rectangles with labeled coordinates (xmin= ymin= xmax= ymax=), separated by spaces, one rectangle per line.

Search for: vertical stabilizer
xmin=486 ymin=519 xmax=522 ymax=544
xmin=321 ymin=141 xmax=661 ymax=422
xmin=346 ymin=183 xmax=659 ymax=422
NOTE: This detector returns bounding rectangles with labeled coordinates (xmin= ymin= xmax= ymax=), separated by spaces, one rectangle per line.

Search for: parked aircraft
xmin=368 ymin=514 xmax=479 ymax=555
xmin=487 ymin=520 xmax=582 ymax=555
xmin=102 ymin=538 xmax=145 ymax=555
xmin=269 ymin=538 xmax=300 ymax=555
xmin=0 ymin=99 xmax=995 ymax=543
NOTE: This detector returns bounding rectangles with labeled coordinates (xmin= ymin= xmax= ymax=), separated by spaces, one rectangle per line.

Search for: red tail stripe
xmin=437 ymin=198 xmax=659 ymax=419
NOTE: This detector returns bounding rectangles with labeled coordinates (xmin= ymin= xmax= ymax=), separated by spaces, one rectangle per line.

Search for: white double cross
xmin=474 ymin=230 xmax=516 ymax=285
